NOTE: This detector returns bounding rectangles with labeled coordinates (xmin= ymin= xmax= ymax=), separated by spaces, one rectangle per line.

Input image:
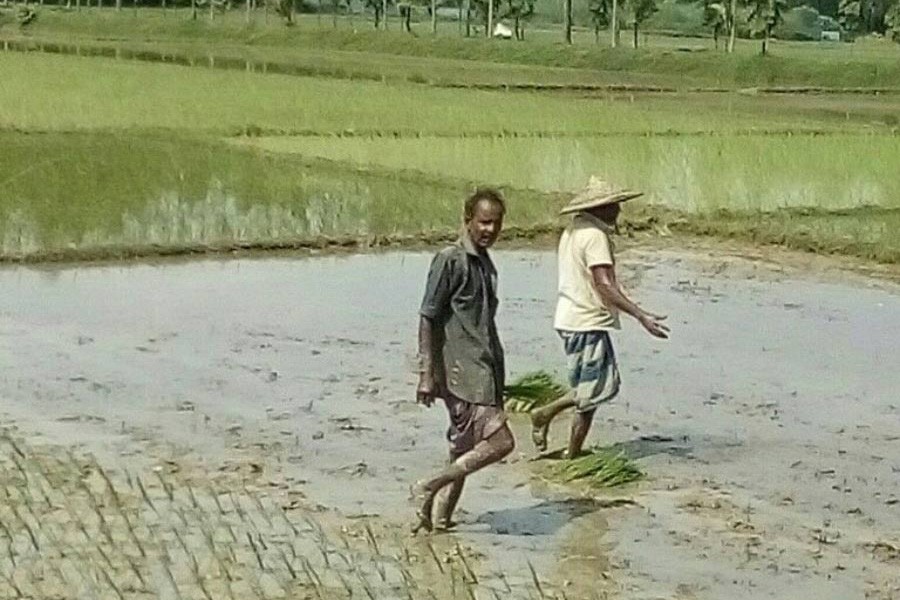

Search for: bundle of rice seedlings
xmin=504 ymin=370 xmax=565 ymax=413
xmin=546 ymin=447 xmax=643 ymax=489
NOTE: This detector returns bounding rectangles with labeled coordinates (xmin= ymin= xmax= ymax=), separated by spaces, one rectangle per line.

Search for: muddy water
xmin=1 ymin=247 xmax=899 ymax=599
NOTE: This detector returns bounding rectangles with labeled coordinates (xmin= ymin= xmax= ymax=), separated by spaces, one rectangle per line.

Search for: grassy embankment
xmin=1 ymin=15 xmax=898 ymax=263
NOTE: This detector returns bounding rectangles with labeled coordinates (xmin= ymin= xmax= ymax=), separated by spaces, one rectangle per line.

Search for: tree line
xmin=11 ymin=0 xmax=900 ymax=48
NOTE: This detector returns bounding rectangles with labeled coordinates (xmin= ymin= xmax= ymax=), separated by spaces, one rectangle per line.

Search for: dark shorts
xmin=443 ymin=395 xmax=508 ymax=456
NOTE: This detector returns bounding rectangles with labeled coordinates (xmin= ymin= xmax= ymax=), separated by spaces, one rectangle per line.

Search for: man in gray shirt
xmin=412 ymin=188 xmax=515 ymax=534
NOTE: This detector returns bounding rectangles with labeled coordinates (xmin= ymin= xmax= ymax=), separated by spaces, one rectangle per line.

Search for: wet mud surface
xmin=1 ymin=246 xmax=898 ymax=599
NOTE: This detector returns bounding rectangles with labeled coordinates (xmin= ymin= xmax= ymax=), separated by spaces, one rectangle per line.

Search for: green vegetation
xmin=5 ymin=8 xmax=900 ymax=88
xmin=240 ymin=134 xmax=900 ymax=212
xmin=0 ymin=130 xmax=563 ymax=258
xmin=0 ymin=9 xmax=897 ymax=265
xmin=504 ymin=371 xmax=566 ymax=413
xmin=8 ymin=52 xmax=866 ymax=135
xmin=541 ymin=446 xmax=644 ymax=488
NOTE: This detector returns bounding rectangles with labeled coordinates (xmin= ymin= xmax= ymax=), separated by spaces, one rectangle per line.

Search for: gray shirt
xmin=420 ymin=233 xmax=505 ymax=407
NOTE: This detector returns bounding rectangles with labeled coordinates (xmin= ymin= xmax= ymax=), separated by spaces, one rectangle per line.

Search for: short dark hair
xmin=464 ymin=188 xmax=506 ymax=221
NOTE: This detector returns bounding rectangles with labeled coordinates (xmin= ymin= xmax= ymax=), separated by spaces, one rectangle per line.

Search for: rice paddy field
xmin=1 ymin=9 xmax=899 ymax=263
xmin=3 ymin=12 xmax=900 ymax=599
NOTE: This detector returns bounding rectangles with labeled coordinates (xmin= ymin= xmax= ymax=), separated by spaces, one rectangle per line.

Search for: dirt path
xmin=1 ymin=245 xmax=898 ymax=599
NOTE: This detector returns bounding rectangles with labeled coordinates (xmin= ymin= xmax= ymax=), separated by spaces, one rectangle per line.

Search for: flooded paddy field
xmin=1 ymin=246 xmax=898 ymax=599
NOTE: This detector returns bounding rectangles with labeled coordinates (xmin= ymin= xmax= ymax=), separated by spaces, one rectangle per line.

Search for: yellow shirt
xmin=553 ymin=212 xmax=620 ymax=332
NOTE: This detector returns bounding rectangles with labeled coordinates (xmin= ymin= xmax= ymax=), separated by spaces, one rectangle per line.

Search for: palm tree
xmin=748 ymin=0 xmax=785 ymax=54
xmin=703 ymin=1 xmax=728 ymax=49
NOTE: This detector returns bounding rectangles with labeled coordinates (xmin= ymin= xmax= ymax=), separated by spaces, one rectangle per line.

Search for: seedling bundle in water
xmin=545 ymin=447 xmax=643 ymax=489
xmin=504 ymin=370 xmax=565 ymax=413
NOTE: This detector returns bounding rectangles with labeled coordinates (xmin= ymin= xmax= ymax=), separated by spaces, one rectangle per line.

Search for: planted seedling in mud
xmin=504 ymin=370 xmax=566 ymax=413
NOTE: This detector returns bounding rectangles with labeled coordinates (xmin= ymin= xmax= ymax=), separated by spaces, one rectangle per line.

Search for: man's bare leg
xmin=412 ymin=425 xmax=515 ymax=534
xmin=566 ymin=408 xmax=596 ymax=458
xmin=529 ymin=390 xmax=575 ymax=452
xmin=433 ymin=453 xmax=465 ymax=531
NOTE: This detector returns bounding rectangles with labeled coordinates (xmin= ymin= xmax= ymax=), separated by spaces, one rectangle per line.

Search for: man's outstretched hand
xmin=640 ymin=313 xmax=670 ymax=339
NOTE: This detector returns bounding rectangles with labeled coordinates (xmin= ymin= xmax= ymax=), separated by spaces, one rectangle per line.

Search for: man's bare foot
xmin=409 ymin=483 xmax=435 ymax=535
xmin=433 ymin=518 xmax=458 ymax=532
xmin=530 ymin=413 xmax=549 ymax=453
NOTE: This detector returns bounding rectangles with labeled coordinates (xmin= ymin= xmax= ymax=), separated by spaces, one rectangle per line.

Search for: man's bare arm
xmin=417 ymin=316 xmax=446 ymax=406
xmin=591 ymin=265 xmax=669 ymax=339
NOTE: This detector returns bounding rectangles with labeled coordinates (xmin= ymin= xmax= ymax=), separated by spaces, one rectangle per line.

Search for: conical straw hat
xmin=559 ymin=176 xmax=643 ymax=215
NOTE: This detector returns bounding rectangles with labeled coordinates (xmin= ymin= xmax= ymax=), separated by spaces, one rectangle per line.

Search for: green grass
xmin=239 ymin=134 xmax=900 ymax=212
xmin=0 ymin=131 xmax=565 ymax=258
xmin=2 ymin=131 xmax=898 ymax=264
xmin=7 ymin=8 xmax=900 ymax=88
xmin=672 ymin=206 xmax=900 ymax=263
xmin=1 ymin=23 xmax=898 ymax=265
xmin=6 ymin=51 xmax=880 ymax=136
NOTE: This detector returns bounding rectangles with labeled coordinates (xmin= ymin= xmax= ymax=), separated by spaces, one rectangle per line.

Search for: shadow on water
xmin=474 ymin=497 xmax=603 ymax=536
xmin=473 ymin=435 xmax=693 ymax=537
xmin=614 ymin=434 xmax=694 ymax=460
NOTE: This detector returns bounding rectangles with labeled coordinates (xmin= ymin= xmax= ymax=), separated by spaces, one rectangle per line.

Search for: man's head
xmin=587 ymin=201 xmax=621 ymax=226
xmin=464 ymin=188 xmax=506 ymax=251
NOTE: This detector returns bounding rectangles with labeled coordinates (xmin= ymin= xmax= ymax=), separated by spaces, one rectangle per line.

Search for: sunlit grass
xmin=2 ymin=52 xmax=863 ymax=136
xmin=239 ymin=134 xmax=900 ymax=212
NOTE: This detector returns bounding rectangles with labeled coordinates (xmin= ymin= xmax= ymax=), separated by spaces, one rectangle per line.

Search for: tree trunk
xmin=594 ymin=23 xmax=599 ymax=44
xmin=246 ymin=0 xmax=251 ymax=22
xmin=486 ymin=0 xmax=492 ymax=36
xmin=727 ymin=0 xmax=736 ymax=52
xmin=713 ymin=25 xmax=719 ymax=49
xmin=431 ymin=0 xmax=437 ymax=33
xmin=209 ymin=0 xmax=214 ymax=21
xmin=762 ymin=23 xmax=769 ymax=54
xmin=458 ymin=0 xmax=462 ymax=33
xmin=332 ymin=0 xmax=337 ymax=27
xmin=465 ymin=0 xmax=470 ymax=36
xmin=191 ymin=0 xmax=197 ymax=19
xmin=564 ymin=0 xmax=572 ymax=43
xmin=116 ymin=0 xmax=121 ymax=11
xmin=382 ymin=0 xmax=387 ymax=29
xmin=610 ymin=0 xmax=618 ymax=47
xmin=633 ymin=20 xmax=638 ymax=47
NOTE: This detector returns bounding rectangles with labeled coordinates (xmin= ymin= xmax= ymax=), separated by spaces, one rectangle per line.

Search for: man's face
xmin=465 ymin=200 xmax=504 ymax=250
xmin=592 ymin=203 xmax=621 ymax=225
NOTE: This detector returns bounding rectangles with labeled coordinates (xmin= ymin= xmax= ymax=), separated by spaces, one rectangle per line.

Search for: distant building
xmin=493 ymin=22 xmax=513 ymax=39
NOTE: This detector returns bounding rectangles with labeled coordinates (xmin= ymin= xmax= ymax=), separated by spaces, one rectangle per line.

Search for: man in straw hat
xmin=411 ymin=188 xmax=515 ymax=534
xmin=530 ymin=177 xmax=669 ymax=457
